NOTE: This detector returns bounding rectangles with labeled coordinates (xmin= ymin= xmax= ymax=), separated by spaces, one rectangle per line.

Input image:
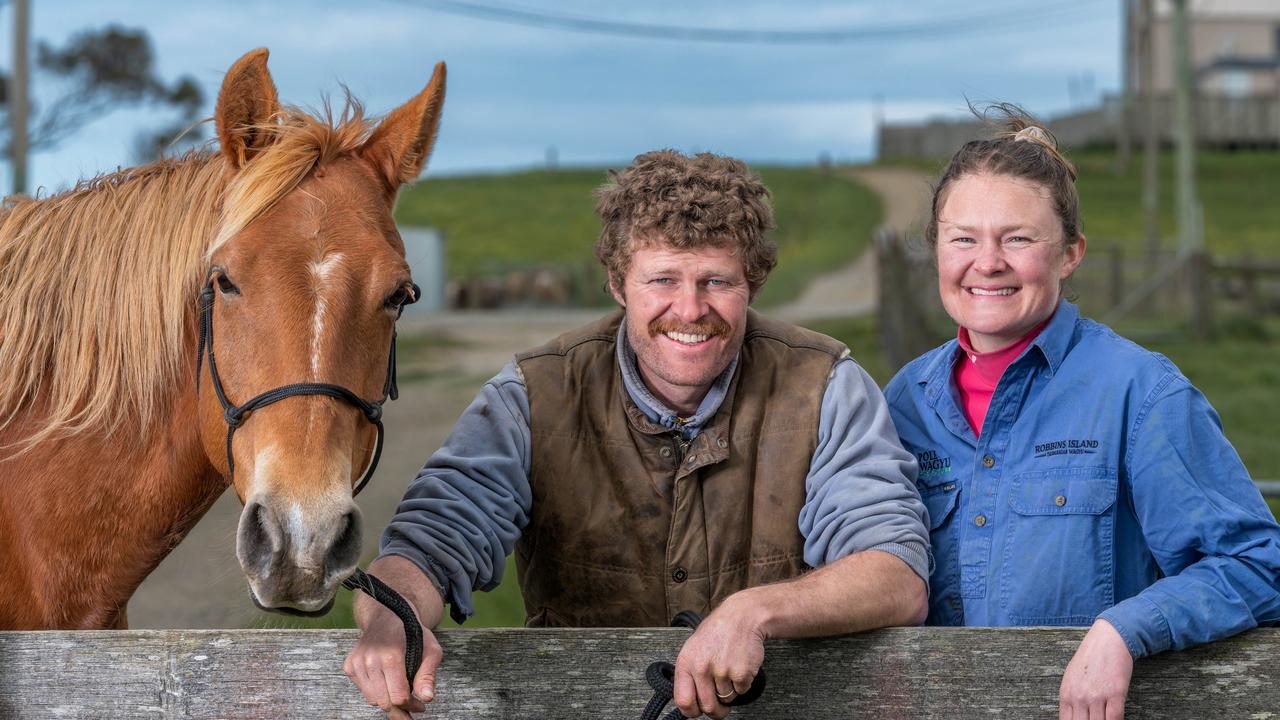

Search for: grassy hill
xmin=394 ymin=166 xmax=882 ymax=308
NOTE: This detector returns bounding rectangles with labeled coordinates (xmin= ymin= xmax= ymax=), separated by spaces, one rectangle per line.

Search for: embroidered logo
xmin=1034 ymin=438 xmax=1100 ymax=458
xmin=916 ymin=449 xmax=953 ymax=480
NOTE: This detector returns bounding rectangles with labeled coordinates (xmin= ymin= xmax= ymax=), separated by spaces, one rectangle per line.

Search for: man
xmin=345 ymin=150 xmax=930 ymax=719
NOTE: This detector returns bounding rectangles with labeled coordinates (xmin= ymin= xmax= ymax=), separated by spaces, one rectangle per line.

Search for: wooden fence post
xmin=1109 ymin=244 xmax=1125 ymax=312
xmin=876 ymin=227 xmax=936 ymax=374
xmin=1189 ymin=250 xmax=1214 ymax=340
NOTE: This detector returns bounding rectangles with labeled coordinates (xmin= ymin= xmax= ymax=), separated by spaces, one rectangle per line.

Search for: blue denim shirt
xmin=885 ymin=301 xmax=1280 ymax=658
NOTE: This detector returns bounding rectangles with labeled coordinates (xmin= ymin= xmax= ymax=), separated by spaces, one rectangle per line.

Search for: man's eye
xmin=1007 ymin=236 xmax=1033 ymax=244
xmin=651 ymin=277 xmax=673 ymax=284
xmin=950 ymin=236 xmax=976 ymax=245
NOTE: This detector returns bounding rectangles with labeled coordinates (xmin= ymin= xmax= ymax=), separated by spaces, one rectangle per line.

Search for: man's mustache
xmin=650 ymin=315 xmax=731 ymax=338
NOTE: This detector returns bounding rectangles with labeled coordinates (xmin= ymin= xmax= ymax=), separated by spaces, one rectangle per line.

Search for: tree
xmin=1 ymin=24 xmax=205 ymax=170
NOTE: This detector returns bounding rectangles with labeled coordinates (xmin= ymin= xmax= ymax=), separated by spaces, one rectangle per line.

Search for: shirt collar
xmin=616 ymin=319 xmax=739 ymax=440
xmin=916 ymin=299 xmax=1078 ymax=398
xmin=1027 ymin=299 xmax=1077 ymax=376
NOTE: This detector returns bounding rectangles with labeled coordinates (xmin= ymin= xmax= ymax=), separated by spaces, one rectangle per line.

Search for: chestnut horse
xmin=0 ymin=49 xmax=445 ymax=629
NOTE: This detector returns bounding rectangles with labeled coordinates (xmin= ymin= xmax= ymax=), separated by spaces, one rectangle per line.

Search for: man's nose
xmin=671 ymin=283 xmax=709 ymax=322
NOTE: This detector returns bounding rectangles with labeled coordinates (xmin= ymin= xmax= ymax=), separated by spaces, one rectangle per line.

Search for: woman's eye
xmin=216 ymin=274 xmax=240 ymax=295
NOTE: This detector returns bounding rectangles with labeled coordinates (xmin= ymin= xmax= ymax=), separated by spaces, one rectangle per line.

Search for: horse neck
xmin=0 ymin=348 xmax=225 ymax=629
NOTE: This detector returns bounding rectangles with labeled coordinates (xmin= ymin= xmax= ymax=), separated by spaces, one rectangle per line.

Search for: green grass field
xmin=394 ymin=166 xmax=882 ymax=308
xmin=889 ymin=150 xmax=1280 ymax=256
xmin=1073 ymin=151 xmax=1280 ymax=255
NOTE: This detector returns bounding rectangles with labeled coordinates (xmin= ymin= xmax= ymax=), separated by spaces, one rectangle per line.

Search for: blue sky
xmin=1 ymin=0 xmax=1120 ymax=194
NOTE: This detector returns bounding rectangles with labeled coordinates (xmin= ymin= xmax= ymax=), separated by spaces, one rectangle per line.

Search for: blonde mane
xmin=0 ymin=101 xmax=376 ymax=451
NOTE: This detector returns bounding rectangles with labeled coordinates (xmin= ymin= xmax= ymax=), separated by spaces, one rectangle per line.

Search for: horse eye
xmin=216 ymin=274 xmax=240 ymax=295
xmin=385 ymin=287 xmax=410 ymax=309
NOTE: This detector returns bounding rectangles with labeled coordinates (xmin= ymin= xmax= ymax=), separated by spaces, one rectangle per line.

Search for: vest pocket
xmin=1000 ymin=466 xmax=1118 ymax=624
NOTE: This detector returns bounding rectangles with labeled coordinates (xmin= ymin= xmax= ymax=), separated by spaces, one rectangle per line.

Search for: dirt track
xmin=128 ymin=167 xmax=933 ymax=629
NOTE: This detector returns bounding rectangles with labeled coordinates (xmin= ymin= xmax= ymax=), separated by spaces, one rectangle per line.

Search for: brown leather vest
xmin=514 ymin=309 xmax=847 ymax=627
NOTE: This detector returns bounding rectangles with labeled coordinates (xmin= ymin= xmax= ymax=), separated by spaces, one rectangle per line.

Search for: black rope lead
xmin=640 ymin=612 xmax=767 ymax=720
xmin=343 ymin=569 xmax=424 ymax=686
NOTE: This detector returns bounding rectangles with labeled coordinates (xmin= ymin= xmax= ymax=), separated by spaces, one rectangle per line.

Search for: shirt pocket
xmin=1000 ymin=466 xmax=1118 ymax=625
xmin=917 ymin=475 xmax=963 ymax=625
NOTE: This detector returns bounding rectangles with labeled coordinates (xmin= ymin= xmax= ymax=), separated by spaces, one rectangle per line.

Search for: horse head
xmin=200 ymin=49 xmax=445 ymax=615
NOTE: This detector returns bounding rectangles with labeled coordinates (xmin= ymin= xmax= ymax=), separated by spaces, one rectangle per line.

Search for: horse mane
xmin=0 ymin=99 xmax=376 ymax=452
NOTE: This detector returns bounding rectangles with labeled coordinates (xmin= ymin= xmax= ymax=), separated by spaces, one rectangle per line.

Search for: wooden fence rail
xmin=2 ymin=627 xmax=1279 ymax=718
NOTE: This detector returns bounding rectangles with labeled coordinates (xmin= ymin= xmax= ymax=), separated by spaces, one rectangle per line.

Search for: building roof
xmin=1155 ymin=0 xmax=1280 ymax=19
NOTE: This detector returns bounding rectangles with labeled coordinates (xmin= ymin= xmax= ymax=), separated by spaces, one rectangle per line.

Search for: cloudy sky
xmin=1 ymin=0 xmax=1120 ymax=194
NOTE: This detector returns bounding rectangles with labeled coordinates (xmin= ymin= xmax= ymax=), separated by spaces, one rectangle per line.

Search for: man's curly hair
xmin=594 ymin=150 xmax=777 ymax=299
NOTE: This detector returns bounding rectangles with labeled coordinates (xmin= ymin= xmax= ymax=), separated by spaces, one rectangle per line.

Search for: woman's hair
xmin=927 ymin=102 xmax=1081 ymax=249
xmin=594 ymin=149 xmax=777 ymax=299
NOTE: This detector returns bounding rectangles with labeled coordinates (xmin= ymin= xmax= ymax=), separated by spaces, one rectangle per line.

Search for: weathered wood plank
xmin=1 ymin=627 xmax=1278 ymax=718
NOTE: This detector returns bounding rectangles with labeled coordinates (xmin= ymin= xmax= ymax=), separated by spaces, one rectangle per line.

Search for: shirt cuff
xmin=867 ymin=541 xmax=931 ymax=592
xmin=379 ymin=544 xmax=473 ymax=624
xmin=1099 ymin=594 xmax=1172 ymax=659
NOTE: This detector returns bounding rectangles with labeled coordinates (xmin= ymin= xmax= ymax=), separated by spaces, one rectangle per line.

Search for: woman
xmin=884 ymin=107 xmax=1280 ymax=719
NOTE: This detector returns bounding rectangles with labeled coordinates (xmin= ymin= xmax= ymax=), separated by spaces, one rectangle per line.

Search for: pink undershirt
xmin=953 ymin=314 xmax=1054 ymax=437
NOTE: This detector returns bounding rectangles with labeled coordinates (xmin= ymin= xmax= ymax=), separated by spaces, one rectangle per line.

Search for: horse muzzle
xmin=235 ymin=496 xmax=363 ymax=615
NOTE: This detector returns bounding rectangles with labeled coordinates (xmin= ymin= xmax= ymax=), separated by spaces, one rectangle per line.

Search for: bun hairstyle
xmin=926 ymin=102 xmax=1081 ymax=250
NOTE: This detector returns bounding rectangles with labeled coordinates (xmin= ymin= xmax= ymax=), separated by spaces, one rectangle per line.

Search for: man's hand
xmin=343 ymin=556 xmax=447 ymax=719
xmin=1059 ymin=619 xmax=1134 ymax=720
xmin=673 ymin=594 xmax=765 ymax=719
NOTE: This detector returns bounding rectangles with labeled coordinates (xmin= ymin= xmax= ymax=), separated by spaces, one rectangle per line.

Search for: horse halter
xmin=195 ymin=271 xmax=419 ymax=496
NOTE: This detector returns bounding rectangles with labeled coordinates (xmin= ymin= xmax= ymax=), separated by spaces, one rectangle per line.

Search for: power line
xmin=383 ymin=0 xmax=1110 ymax=45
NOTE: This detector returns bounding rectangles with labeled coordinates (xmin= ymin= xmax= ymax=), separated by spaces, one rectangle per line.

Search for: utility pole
xmin=11 ymin=0 xmax=32 ymax=195
xmin=1172 ymin=0 xmax=1201 ymax=255
xmin=1117 ymin=0 xmax=1135 ymax=173
xmin=1172 ymin=0 xmax=1210 ymax=339
xmin=1140 ymin=0 xmax=1159 ymax=270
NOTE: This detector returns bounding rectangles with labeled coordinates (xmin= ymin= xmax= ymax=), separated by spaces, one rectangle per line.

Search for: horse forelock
xmin=0 ymin=97 xmax=378 ymax=454
xmin=211 ymin=98 xmax=375 ymax=257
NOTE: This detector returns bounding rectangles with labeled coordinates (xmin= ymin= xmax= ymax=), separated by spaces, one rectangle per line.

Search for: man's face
xmin=612 ymin=243 xmax=750 ymax=413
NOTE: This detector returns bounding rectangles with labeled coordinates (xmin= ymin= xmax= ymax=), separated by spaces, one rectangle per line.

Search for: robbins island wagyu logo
xmin=917 ymin=449 xmax=952 ymax=480
xmin=1034 ymin=438 xmax=1100 ymax=458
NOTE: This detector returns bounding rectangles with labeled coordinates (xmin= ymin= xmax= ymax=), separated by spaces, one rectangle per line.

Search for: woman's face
xmin=935 ymin=172 xmax=1085 ymax=352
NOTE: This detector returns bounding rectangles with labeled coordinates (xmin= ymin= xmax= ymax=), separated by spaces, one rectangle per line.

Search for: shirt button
xmin=717 ymin=438 xmax=728 ymax=449
xmin=671 ymin=567 xmax=688 ymax=583
xmin=982 ymin=455 xmax=995 ymax=468
xmin=660 ymin=447 xmax=672 ymax=458
xmin=974 ymin=514 xmax=987 ymax=527
xmin=1055 ymin=495 xmax=1067 ymax=507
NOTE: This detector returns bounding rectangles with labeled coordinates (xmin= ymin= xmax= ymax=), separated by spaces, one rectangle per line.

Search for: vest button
xmin=716 ymin=438 xmax=728 ymax=449
xmin=982 ymin=455 xmax=995 ymax=468
xmin=660 ymin=446 xmax=672 ymax=458
xmin=672 ymin=567 xmax=688 ymax=583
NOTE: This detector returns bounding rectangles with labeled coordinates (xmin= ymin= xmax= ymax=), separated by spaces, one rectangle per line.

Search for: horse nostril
xmin=325 ymin=507 xmax=363 ymax=580
xmin=236 ymin=501 xmax=283 ymax=576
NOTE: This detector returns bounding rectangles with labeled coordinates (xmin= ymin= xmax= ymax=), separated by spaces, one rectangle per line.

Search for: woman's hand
xmin=1059 ymin=619 xmax=1134 ymax=719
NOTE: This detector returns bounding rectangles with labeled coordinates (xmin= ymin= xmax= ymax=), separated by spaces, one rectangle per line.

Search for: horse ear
xmin=216 ymin=48 xmax=281 ymax=170
xmin=361 ymin=62 xmax=446 ymax=192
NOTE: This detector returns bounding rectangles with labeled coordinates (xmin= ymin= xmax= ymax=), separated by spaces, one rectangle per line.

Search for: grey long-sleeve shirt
xmin=381 ymin=327 xmax=930 ymax=620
